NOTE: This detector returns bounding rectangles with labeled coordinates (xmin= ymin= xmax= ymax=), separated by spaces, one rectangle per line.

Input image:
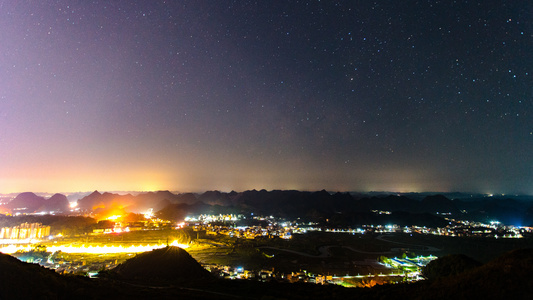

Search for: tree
xmin=123 ymin=213 xmax=146 ymax=223
xmin=96 ymin=220 xmax=114 ymax=229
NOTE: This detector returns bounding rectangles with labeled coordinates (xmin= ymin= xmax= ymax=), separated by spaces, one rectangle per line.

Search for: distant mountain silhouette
xmin=453 ymin=197 xmax=533 ymax=226
xmin=156 ymin=203 xmax=190 ymax=221
xmin=77 ymin=190 xmax=200 ymax=214
xmin=420 ymin=194 xmax=461 ymax=215
xmin=173 ymin=192 xmax=198 ymax=204
xmin=5 ymin=192 xmax=70 ymax=214
xmin=198 ymin=190 xmax=232 ymax=205
xmin=10 ymin=189 xmax=533 ymax=226
xmin=40 ymin=193 xmax=70 ymax=213
xmin=76 ymin=190 xmax=102 ymax=210
xmin=109 ymin=246 xmax=211 ymax=283
xmin=5 ymin=192 xmax=46 ymax=213
xmin=361 ymin=195 xmax=420 ymax=212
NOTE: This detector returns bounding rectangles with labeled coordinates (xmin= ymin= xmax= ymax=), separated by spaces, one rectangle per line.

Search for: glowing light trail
xmin=0 ymin=240 xmax=189 ymax=254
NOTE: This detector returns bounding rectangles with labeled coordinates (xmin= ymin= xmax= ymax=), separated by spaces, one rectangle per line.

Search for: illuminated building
xmin=0 ymin=223 xmax=51 ymax=240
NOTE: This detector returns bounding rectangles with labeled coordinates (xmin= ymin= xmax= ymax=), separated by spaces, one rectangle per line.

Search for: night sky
xmin=1 ymin=1 xmax=532 ymax=194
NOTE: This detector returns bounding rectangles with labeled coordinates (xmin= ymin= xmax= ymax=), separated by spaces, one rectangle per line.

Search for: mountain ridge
xmin=4 ymin=190 xmax=533 ymax=226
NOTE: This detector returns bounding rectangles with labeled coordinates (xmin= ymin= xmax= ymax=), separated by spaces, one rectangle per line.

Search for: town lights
xmin=106 ymin=215 xmax=122 ymax=221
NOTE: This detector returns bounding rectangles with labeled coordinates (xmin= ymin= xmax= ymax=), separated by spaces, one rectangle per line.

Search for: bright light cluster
xmin=185 ymin=214 xmax=240 ymax=223
xmin=106 ymin=215 xmax=122 ymax=221
xmin=143 ymin=208 xmax=154 ymax=219
xmin=0 ymin=240 xmax=188 ymax=254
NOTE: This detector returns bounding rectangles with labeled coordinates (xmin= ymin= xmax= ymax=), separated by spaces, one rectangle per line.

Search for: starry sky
xmin=1 ymin=1 xmax=532 ymax=194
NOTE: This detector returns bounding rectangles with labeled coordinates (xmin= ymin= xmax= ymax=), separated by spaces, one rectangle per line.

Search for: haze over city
xmin=1 ymin=1 xmax=531 ymax=194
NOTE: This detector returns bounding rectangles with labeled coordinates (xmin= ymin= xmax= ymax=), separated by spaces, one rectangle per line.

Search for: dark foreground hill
xmin=2 ymin=248 xmax=533 ymax=299
xmin=0 ymin=252 xmax=67 ymax=299
xmin=107 ymin=246 xmax=211 ymax=283
xmin=0 ymin=249 xmax=232 ymax=300
xmin=384 ymin=248 xmax=533 ymax=300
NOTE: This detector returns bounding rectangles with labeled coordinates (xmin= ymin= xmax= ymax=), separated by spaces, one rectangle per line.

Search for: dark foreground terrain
xmin=1 ymin=246 xmax=533 ymax=300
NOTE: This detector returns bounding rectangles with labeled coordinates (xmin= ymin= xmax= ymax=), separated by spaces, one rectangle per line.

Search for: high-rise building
xmin=0 ymin=223 xmax=51 ymax=240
